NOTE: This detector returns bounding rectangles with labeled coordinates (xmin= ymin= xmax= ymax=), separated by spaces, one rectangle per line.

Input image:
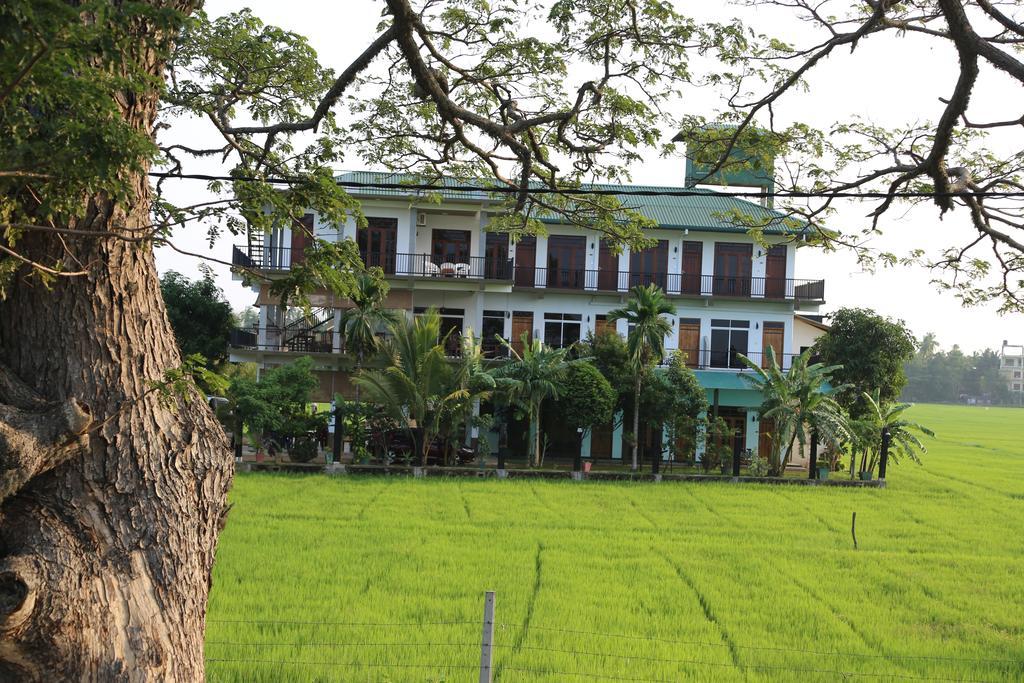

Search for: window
xmin=709 ymin=319 xmax=749 ymax=369
xmin=414 ymin=307 xmax=464 ymax=356
xmin=713 ymin=243 xmax=753 ymax=296
xmin=629 ymin=240 xmax=668 ymax=288
xmin=482 ymin=310 xmax=506 ymax=358
xmin=546 ymin=235 xmax=586 ymax=289
xmin=1015 ymin=383 xmax=1021 ymax=392
xmin=544 ymin=313 xmax=582 ymax=349
xmin=432 ymin=229 xmax=471 ymax=265
xmin=1015 ymin=371 xmax=1022 ymax=379
xmin=358 ymin=217 xmax=398 ymax=273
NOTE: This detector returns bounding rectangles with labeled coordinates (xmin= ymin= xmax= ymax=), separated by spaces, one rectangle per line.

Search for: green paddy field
xmin=205 ymin=404 xmax=1024 ymax=682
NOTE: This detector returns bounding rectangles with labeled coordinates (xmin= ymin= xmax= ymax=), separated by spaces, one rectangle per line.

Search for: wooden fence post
xmin=332 ymin=402 xmax=343 ymax=465
xmin=479 ymin=591 xmax=495 ymax=683
xmin=878 ymin=426 xmax=890 ymax=482
xmin=808 ymin=429 xmax=818 ymax=479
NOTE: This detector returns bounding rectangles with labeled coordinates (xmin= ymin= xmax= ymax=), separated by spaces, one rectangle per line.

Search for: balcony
xmin=673 ymin=349 xmax=806 ymax=372
xmin=230 ymin=325 xmax=335 ymax=354
xmin=511 ymin=268 xmax=825 ymax=303
xmin=233 ymin=245 xmax=513 ymax=281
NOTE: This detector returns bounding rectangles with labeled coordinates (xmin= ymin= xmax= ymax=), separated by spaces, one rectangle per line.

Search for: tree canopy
xmin=813 ymin=308 xmax=917 ymax=417
xmin=159 ymin=269 xmax=234 ymax=366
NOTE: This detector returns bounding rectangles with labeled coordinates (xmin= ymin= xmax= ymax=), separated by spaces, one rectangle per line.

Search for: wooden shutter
xmin=678 ymin=318 xmax=701 ymax=368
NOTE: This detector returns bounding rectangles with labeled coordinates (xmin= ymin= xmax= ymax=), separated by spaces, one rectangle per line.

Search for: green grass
xmin=206 ymin=404 xmax=1024 ymax=682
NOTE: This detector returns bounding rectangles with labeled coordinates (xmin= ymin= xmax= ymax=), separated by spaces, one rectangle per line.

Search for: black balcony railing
xmin=235 ymin=244 xmax=824 ymax=301
xmin=229 ymin=326 xmax=335 ymax=353
xmin=510 ymin=268 xmax=825 ymax=303
xmin=673 ymin=348 xmax=804 ymax=372
xmin=234 ymin=244 xmax=513 ymax=280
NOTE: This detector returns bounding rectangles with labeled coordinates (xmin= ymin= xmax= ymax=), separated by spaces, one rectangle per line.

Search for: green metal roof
xmin=335 ymin=171 xmax=804 ymax=235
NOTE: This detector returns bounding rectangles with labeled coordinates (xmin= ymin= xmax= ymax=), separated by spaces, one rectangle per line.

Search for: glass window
xmin=709 ymin=319 xmax=749 ymax=368
xmin=543 ymin=313 xmax=582 ymax=349
xmin=482 ymin=310 xmax=506 ymax=357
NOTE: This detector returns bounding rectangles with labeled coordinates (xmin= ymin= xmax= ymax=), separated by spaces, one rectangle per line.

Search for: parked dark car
xmin=370 ymin=428 xmax=475 ymax=466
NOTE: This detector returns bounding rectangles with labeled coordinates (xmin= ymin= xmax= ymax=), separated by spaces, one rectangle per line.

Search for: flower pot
xmin=858 ymin=471 xmax=873 ymax=481
xmin=817 ymin=465 xmax=830 ymax=480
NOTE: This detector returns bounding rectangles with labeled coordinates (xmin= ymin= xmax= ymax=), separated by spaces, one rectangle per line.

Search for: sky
xmin=155 ymin=1 xmax=1024 ymax=354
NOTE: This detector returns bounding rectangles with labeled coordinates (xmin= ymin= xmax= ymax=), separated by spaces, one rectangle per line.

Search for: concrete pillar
xmin=332 ymin=308 xmax=343 ymax=353
xmin=745 ymin=410 xmax=759 ymax=452
xmin=535 ymin=235 xmax=548 ymax=288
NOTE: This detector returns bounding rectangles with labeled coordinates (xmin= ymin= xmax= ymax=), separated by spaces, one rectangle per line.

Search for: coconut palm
xmin=491 ymin=334 xmax=573 ymax=467
xmin=607 ymin=284 xmax=675 ymax=471
xmin=339 ymin=273 xmax=397 ymax=402
xmin=438 ymin=329 xmax=497 ymax=464
xmin=354 ymin=309 xmax=466 ymax=465
xmin=739 ymin=347 xmax=850 ymax=476
xmin=859 ymin=390 xmax=934 ymax=475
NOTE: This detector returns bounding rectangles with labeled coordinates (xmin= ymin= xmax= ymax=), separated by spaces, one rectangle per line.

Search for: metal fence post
xmin=479 ymin=591 xmax=495 ymax=683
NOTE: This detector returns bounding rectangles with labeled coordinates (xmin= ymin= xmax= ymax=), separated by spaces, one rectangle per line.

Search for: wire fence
xmin=204 ymin=598 xmax=1022 ymax=682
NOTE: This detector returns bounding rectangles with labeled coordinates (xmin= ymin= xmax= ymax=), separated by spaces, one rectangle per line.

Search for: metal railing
xmin=234 ymin=245 xmax=824 ymax=301
xmin=229 ymin=326 xmax=336 ymax=353
xmin=233 ymin=245 xmax=512 ymax=280
xmin=511 ymin=268 xmax=825 ymax=302
xmin=672 ymin=348 xmax=806 ymax=371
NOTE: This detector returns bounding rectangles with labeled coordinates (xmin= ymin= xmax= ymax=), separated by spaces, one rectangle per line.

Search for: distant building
xmin=1000 ymin=341 xmax=1024 ymax=397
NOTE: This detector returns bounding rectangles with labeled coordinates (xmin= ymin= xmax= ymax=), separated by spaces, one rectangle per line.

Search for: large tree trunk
xmin=0 ymin=5 xmax=232 ymax=680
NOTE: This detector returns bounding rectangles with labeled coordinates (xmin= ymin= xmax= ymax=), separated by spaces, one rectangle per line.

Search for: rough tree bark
xmin=0 ymin=3 xmax=232 ymax=680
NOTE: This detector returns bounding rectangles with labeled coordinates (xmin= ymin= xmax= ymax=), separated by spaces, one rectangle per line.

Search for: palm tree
xmin=491 ymin=334 xmax=573 ymax=467
xmin=739 ymin=347 xmax=850 ymax=476
xmin=339 ymin=273 xmax=397 ymax=402
xmin=607 ymin=284 xmax=675 ymax=471
xmin=354 ymin=309 xmax=466 ymax=465
xmin=439 ymin=330 xmax=496 ymax=464
xmin=860 ymin=390 xmax=934 ymax=475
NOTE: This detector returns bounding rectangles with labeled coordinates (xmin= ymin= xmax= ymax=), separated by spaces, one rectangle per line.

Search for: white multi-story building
xmin=229 ymin=167 xmax=827 ymax=463
xmin=1000 ymin=341 xmax=1024 ymax=397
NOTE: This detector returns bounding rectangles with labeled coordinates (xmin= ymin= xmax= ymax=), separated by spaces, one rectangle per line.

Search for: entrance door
xmin=590 ymin=421 xmax=613 ymax=459
xmin=765 ymin=244 xmax=787 ymax=298
xmin=629 ymin=240 xmax=669 ymax=289
xmin=290 ymin=214 xmax=314 ymax=266
xmin=713 ymin=243 xmax=752 ymax=296
xmin=762 ymin=321 xmax=784 ymax=368
xmin=510 ymin=311 xmax=533 ymax=355
xmin=758 ymin=417 xmax=775 ymax=465
xmin=594 ymin=314 xmax=615 ymax=338
xmin=678 ymin=318 xmax=701 ymax=368
xmin=546 ymin=235 xmax=586 ymax=289
xmin=485 ymin=232 xmax=509 ymax=279
xmin=598 ymin=241 xmax=619 ymax=291
xmin=716 ymin=408 xmax=747 ymax=465
xmin=514 ymin=236 xmax=536 ymax=287
xmin=681 ymin=241 xmax=702 ymax=294
xmin=358 ymin=217 xmax=398 ymax=274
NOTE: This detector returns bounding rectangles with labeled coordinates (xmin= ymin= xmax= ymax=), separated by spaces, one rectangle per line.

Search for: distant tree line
xmin=902 ymin=334 xmax=1015 ymax=406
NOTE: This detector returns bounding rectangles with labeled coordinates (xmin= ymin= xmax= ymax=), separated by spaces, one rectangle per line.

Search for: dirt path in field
xmin=493 ymin=541 xmax=544 ymax=680
xmin=657 ymin=550 xmax=744 ymax=673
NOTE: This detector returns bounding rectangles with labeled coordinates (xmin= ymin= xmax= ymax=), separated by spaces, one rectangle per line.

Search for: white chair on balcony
xmin=423 ymin=261 xmax=441 ymax=277
xmin=439 ymin=262 xmax=457 ymax=277
xmin=453 ymin=262 xmax=471 ymax=278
